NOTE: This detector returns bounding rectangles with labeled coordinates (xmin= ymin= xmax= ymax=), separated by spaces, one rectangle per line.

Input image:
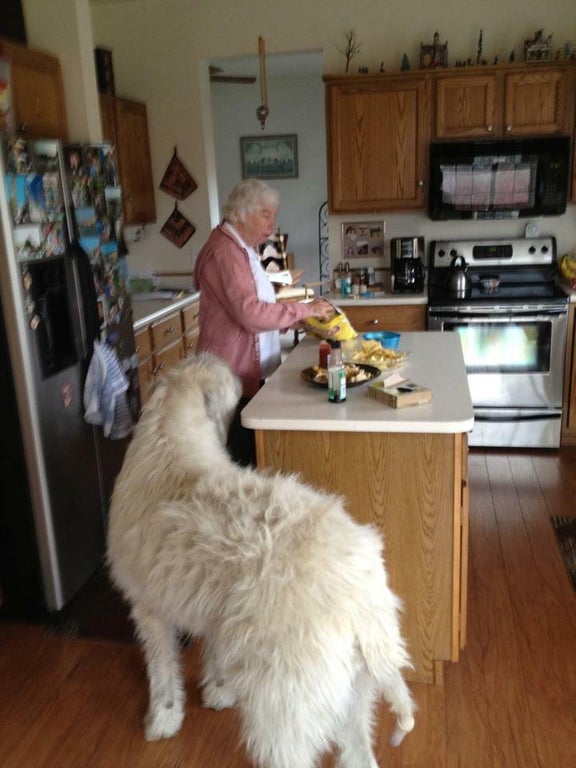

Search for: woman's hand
xmin=309 ymin=298 xmax=334 ymax=322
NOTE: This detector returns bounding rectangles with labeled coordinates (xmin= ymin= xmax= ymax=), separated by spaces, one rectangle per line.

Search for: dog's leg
xmin=335 ymin=668 xmax=380 ymax=768
xmin=200 ymin=637 xmax=237 ymax=711
xmin=131 ymin=603 xmax=185 ymax=741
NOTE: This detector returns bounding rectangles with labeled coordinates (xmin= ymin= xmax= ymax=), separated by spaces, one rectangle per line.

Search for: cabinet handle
xmin=163 ymin=325 xmax=176 ymax=336
xmin=152 ymin=362 xmax=165 ymax=375
xmin=417 ymin=179 xmax=425 ymax=188
xmin=370 ymin=318 xmax=380 ymax=325
xmin=486 ymin=124 xmax=493 ymax=132
xmin=505 ymin=125 xmax=512 ymax=132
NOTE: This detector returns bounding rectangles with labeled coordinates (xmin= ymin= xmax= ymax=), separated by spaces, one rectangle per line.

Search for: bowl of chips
xmin=362 ymin=331 xmax=401 ymax=349
xmin=344 ymin=338 xmax=408 ymax=370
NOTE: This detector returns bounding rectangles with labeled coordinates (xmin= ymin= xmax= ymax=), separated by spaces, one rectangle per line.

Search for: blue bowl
xmin=363 ymin=331 xmax=401 ymax=349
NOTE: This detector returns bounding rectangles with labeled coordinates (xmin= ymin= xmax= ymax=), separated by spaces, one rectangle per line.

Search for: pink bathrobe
xmin=194 ymin=225 xmax=317 ymax=398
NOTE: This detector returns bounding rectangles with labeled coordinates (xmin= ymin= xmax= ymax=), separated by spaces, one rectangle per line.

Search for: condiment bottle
xmin=367 ymin=266 xmax=376 ymax=286
xmin=319 ymin=340 xmax=331 ymax=369
xmin=327 ymin=340 xmax=346 ymax=403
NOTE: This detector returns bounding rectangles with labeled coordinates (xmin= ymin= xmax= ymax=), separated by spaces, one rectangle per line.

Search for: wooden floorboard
xmin=1 ymin=447 xmax=575 ymax=767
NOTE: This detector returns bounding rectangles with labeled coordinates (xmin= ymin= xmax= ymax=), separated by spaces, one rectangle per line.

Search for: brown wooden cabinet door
xmin=0 ymin=38 xmax=68 ymax=139
xmin=326 ymin=75 xmax=431 ymax=213
xmin=112 ymin=97 xmax=156 ymax=224
xmin=435 ymin=73 xmax=499 ymax=138
xmin=504 ymin=67 xmax=574 ymax=136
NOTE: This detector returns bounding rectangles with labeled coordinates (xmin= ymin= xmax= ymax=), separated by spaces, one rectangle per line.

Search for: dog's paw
xmin=201 ymin=680 xmax=237 ymax=711
xmin=144 ymin=703 xmax=184 ymax=741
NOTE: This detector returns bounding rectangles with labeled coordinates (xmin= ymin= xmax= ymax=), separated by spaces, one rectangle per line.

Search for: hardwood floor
xmin=1 ymin=448 xmax=575 ymax=767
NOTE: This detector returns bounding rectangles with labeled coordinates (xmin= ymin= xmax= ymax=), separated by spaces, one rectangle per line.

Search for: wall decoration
xmin=341 ymin=221 xmax=385 ymax=260
xmin=159 ymin=147 xmax=197 ymax=199
xmin=160 ymin=202 xmax=195 ymax=248
xmin=240 ymin=134 xmax=298 ymax=180
xmin=420 ymin=31 xmax=448 ymax=69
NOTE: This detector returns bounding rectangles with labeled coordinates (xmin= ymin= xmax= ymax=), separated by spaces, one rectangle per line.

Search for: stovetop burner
xmin=427 ymin=236 xmax=567 ymax=307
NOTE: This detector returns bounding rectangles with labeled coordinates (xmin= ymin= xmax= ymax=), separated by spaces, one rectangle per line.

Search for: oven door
xmin=428 ymin=305 xmax=567 ymax=409
xmin=428 ymin=304 xmax=568 ymax=447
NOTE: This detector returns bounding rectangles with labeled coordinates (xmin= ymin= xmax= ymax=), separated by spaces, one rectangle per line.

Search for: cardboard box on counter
xmin=368 ymin=379 xmax=432 ymax=408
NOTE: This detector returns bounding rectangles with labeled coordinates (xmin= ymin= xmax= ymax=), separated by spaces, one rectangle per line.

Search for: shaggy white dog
xmin=107 ymin=353 xmax=415 ymax=768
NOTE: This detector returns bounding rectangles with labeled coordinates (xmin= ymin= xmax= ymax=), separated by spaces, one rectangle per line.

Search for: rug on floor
xmin=551 ymin=516 xmax=576 ymax=593
xmin=46 ymin=565 xmax=134 ymax=643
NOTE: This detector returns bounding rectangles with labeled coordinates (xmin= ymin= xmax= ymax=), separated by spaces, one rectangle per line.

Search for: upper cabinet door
xmin=504 ymin=67 xmax=575 ymax=136
xmin=111 ymin=97 xmax=156 ymax=225
xmin=326 ymin=75 xmax=431 ymax=213
xmin=435 ymin=73 xmax=499 ymax=138
xmin=0 ymin=38 xmax=68 ymax=140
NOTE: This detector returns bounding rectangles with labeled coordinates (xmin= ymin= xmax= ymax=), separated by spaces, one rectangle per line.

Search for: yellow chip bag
xmin=302 ymin=308 xmax=357 ymax=341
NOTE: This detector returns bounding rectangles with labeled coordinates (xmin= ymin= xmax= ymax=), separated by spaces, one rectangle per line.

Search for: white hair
xmin=222 ymin=178 xmax=279 ymax=224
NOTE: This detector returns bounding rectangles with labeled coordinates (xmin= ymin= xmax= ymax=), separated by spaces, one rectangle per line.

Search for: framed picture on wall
xmin=240 ymin=134 xmax=298 ymax=179
xmin=341 ymin=221 xmax=385 ymax=259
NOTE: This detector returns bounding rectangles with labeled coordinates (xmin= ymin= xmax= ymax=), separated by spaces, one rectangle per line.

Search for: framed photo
xmin=341 ymin=221 xmax=385 ymax=260
xmin=240 ymin=134 xmax=298 ymax=180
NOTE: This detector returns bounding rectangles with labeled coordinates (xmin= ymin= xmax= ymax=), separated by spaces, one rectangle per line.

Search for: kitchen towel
xmin=83 ymin=341 xmax=133 ymax=439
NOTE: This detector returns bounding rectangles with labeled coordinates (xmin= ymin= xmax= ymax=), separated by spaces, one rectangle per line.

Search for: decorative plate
xmin=300 ymin=363 xmax=381 ymax=388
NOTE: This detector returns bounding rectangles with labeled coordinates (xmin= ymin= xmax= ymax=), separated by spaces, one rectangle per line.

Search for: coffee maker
xmin=390 ymin=237 xmax=425 ymax=293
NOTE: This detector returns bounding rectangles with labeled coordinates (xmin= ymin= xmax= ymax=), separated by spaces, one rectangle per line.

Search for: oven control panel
xmin=429 ymin=237 xmax=556 ymax=269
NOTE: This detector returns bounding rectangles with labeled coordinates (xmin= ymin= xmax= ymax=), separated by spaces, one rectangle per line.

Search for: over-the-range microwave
xmin=428 ymin=135 xmax=570 ymax=220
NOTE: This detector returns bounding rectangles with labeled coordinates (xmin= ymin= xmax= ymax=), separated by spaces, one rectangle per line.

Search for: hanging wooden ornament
xmin=256 ymin=36 xmax=269 ymax=130
xmin=159 ymin=146 xmax=197 ymax=200
xmin=160 ymin=202 xmax=196 ymax=248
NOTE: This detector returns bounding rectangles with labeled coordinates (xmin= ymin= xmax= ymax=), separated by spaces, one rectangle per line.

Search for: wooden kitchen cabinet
xmin=561 ymin=302 xmax=576 ymax=446
xmin=0 ymin=38 xmax=68 ymax=139
xmin=100 ymin=94 xmax=156 ymax=224
xmin=434 ymin=63 xmax=575 ymax=139
xmin=134 ymin=297 xmax=201 ymax=408
xmin=344 ymin=303 xmax=427 ymax=334
xmin=324 ymin=73 xmax=432 ymax=213
xmin=181 ymin=297 xmax=201 ymax=357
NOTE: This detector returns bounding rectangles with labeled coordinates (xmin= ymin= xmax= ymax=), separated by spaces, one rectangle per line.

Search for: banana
xmin=560 ymin=254 xmax=576 ymax=282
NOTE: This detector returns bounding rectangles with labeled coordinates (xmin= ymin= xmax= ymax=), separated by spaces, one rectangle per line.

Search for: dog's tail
xmin=354 ymin=542 xmax=416 ymax=746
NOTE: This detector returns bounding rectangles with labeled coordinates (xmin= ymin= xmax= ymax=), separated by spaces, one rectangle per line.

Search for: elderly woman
xmin=194 ymin=178 xmax=333 ymax=465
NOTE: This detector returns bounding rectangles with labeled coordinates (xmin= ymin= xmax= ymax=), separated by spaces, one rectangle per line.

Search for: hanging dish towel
xmin=84 ymin=341 xmax=133 ymax=439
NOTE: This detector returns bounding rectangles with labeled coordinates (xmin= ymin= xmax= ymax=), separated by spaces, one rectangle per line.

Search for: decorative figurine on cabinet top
xmin=420 ymin=31 xmax=448 ymax=69
xmin=524 ymin=30 xmax=552 ymax=62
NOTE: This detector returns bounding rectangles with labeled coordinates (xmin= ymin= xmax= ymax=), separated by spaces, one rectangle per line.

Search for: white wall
xmin=211 ymin=64 xmax=326 ymax=283
xmin=22 ymin=0 xmax=576 ymax=282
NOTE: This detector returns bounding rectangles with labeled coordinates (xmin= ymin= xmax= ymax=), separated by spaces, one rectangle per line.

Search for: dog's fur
xmin=107 ymin=353 xmax=415 ymax=768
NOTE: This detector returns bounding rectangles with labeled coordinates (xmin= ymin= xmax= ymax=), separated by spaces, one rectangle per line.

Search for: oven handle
xmin=429 ymin=309 xmax=566 ymax=322
xmin=474 ymin=413 xmax=562 ymax=423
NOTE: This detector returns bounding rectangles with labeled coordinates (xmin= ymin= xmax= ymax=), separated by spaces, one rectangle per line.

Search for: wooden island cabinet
xmin=562 ymin=301 xmax=576 ymax=445
xmin=242 ymin=334 xmax=473 ymax=684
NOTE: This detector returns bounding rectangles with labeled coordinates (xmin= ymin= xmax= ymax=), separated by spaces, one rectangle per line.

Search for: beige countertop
xmin=327 ymin=290 xmax=427 ymax=306
xmin=131 ymin=291 xmax=200 ymax=330
xmin=242 ymin=334 xmax=473 ymax=434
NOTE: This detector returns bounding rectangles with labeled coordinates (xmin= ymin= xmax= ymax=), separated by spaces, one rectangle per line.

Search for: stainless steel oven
xmin=427 ymin=238 xmax=568 ymax=448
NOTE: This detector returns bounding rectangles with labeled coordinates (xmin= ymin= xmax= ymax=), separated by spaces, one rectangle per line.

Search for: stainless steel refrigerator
xmin=0 ymin=137 xmax=138 ymax=618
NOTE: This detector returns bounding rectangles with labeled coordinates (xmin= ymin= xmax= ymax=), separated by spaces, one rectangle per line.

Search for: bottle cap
xmin=328 ymin=339 xmax=341 ymax=349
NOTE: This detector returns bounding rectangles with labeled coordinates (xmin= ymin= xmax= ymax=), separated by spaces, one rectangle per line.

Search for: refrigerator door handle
xmin=69 ymin=241 xmax=101 ymax=361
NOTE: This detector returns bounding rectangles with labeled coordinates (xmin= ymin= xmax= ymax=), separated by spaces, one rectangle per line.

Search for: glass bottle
xmin=328 ymin=340 xmax=346 ymax=403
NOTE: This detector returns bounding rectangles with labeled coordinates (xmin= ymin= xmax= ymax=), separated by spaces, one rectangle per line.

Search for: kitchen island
xmin=242 ymin=332 xmax=473 ymax=684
